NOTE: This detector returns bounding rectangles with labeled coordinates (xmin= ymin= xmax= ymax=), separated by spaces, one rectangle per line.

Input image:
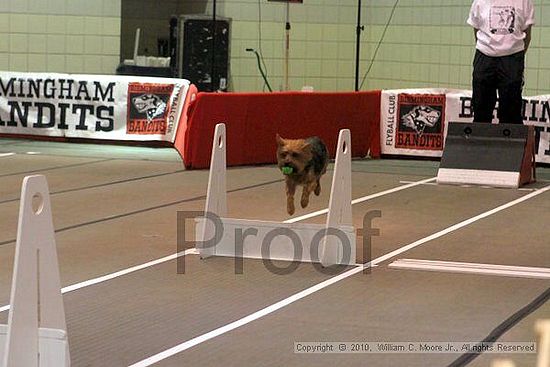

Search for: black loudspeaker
xmin=437 ymin=122 xmax=536 ymax=188
xmin=176 ymin=15 xmax=230 ymax=92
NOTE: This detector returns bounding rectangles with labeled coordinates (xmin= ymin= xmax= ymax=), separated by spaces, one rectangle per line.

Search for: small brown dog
xmin=276 ymin=134 xmax=328 ymax=215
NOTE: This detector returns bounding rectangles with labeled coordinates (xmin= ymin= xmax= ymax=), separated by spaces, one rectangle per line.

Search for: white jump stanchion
xmin=536 ymin=319 xmax=550 ymax=367
xmin=321 ymin=129 xmax=353 ymax=267
xmin=0 ymin=175 xmax=70 ymax=367
xmin=197 ymin=123 xmax=227 ymax=259
xmin=490 ymin=318 xmax=550 ymax=367
xmin=197 ymin=124 xmax=356 ymax=266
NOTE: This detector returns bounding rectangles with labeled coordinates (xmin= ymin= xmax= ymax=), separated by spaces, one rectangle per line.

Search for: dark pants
xmin=472 ymin=49 xmax=525 ymax=124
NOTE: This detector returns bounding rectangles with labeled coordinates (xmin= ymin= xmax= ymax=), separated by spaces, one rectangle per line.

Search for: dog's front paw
xmin=287 ymin=197 xmax=295 ymax=215
xmin=300 ymin=195 xmax=309 ymax=208
xmin=314 ymin=183 xmax=321 ymax=196
xmin=287 ymin=203 xmax=295 ymax=215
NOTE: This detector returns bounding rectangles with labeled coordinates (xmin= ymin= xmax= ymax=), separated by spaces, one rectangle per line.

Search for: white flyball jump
xmin=196 ymin=123 xmax=356 ymax=267
xmin=490 ymin=319 xmax=550 ymax=367
xmin=0 ymin=175 xmax=69 ymax=367
xmin=536 ymin=319 xmax=550 ymax=367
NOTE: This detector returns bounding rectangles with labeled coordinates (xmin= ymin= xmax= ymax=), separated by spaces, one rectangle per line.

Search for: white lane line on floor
xmin=399 ymin=180 xmax=438 ymax=186
xmin=388 ymin=259 xmax=550 ymax=279
xmin=0 ymin=248 xmax=199 ymax=314
xmin=0 ymin=177 xmax=433 ymax=314
xmin=0 ymin=153 xmax=15 ymax=157
xmin=129 ymin=183 xmax=550 ymax=367
xmin=128 ymin=265 xmax=366 ymax=367
xmin=369 ymin=184 xmax=550 ymax=266
xmin=285 ymin=177 xmax=436 ymax=223
xmin=399 ymin=180 xmax=538 ymax=191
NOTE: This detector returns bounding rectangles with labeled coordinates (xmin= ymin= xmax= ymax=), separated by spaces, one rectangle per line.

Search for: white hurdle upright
xmin=196 ymin=123 xmax=356 ymax=266
xmin=490 ymin=318 xmax=550 ymax=367
xmin=0 ymin=175 xmax=70 ymax=367
xmin=536 ymin=319 xmax=550 ymax=367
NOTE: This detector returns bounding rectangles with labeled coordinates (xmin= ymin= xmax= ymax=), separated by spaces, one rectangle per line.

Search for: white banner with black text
xmin=380 ymin=88 xmax=550 ymax=164
xmin=0 ymin=71 xmax=190 ymax=143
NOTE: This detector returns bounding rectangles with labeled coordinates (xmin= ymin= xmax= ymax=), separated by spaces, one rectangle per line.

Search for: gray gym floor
xmin=0 ymin=138 xmax=548 ymax=367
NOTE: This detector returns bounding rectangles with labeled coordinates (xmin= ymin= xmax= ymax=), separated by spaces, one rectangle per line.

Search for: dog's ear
xmin=301 ymin=141 xmax=312 ymax=153
xmin=276 ymin=134 xmax=285 ymax=146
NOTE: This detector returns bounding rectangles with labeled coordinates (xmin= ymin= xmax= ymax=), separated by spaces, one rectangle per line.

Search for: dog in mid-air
xmin=276 ymin=134 xmax=328 ymax=215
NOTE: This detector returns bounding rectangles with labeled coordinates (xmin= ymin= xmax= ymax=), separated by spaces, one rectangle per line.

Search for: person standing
xmin=467 ymin=0 xmax=535 ymax=124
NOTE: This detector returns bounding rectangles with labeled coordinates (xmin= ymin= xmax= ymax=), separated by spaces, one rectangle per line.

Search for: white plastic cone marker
xmin=198 ymin=123 xmax=227 ymax=258
xmin=320 ymin=129 xmax=353 ymax=267
xmin=536 ymin=319 xmax=550 ymax=367
xmin=0 ymin=175 xmax=70 ymax=367
xmin=196 ymin=124 xmax=356 ymax=266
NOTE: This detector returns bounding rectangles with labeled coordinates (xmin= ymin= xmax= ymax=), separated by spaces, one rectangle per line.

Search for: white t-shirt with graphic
xmin=467 ymin=0 xmax=535 ymax=57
